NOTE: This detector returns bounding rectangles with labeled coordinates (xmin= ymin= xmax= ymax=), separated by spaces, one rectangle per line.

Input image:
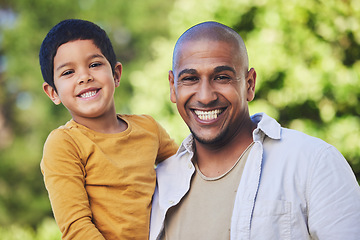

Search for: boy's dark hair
xmin=39 ymin=19 xmax=117 ymax=91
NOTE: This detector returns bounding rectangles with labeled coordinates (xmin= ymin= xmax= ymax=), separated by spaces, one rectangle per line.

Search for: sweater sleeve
xmin=148 ymin=117 xmax=178 ymax=164
xmin=40 ymin=129 xmax=106 ymax=240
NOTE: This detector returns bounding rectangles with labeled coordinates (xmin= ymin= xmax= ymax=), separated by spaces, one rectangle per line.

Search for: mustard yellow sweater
xmin=41 ymin=114 xmax=178 ymax=240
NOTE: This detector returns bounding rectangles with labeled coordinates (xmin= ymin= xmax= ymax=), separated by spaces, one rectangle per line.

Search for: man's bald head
xmin=172 ymin=21 xmax=249 ymax=71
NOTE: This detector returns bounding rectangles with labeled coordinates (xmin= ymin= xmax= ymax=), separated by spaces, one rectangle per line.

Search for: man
xmin=150 ymin=21 xmax=360 ymax=240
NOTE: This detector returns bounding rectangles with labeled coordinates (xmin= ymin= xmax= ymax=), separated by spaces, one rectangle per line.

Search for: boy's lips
xmin=77 ymin=88 xmax=100 ymax=98
xmin=193 ymin=108 xmax=225 ymax=121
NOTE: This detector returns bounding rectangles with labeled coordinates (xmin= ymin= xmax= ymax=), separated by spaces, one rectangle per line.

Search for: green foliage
xmin=0 ymin=218 xmax=61 ymax=240
xmin=129 ymin=0 xmax=360 ymax=179
xmin=0 ymin=0 xmax=359 ymax=237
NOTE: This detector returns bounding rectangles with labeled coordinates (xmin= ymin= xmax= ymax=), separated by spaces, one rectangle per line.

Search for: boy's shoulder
xmin=120 ymin=114 xmax=165 ymax=134
xmin=120 ymin=114 xmax=157 ymax=126
xmin=121 ymin=113 xmax=154 ymax=121
xmin=45 ymin=120 xmax=79 ymax=143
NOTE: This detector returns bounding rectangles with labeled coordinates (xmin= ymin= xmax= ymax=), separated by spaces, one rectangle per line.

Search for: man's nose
xmin=196 ymin=80 xmax=218 ymax=105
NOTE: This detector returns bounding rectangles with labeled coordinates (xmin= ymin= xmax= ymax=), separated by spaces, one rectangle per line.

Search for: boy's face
xmin=43 ymin=39 xmax=122 ymax=124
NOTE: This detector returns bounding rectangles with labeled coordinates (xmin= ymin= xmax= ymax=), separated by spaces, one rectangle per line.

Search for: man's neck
xmin=194 ymin=120 xmax=257 ymax=178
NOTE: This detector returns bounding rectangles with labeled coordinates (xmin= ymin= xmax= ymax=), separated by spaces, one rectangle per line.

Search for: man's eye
xmin=214 ymin=75 xmax=231 ymax=83
xmin=181 ymin=76 xmax=199 ymax=83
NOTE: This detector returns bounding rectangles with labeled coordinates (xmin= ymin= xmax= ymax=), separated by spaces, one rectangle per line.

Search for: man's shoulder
xmin=254 ymin=112 xmax=330 ymax=150
xmin=279 ymin=127 xmax=330 ymax=149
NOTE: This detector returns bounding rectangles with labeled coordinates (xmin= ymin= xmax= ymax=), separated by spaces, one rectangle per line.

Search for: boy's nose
xmin=78 ymin=73 xmax=94 ymax=84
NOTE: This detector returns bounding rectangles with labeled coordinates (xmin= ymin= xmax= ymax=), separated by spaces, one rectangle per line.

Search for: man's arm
xmin=307 ymin=145 xmax=360 ymax=239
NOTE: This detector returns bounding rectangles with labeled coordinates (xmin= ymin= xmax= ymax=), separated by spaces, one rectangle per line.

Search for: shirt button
xmin=169 ymin=200 xmax=174 ymax=204
xmin=188 ymin=163 xmax=192 ymax=169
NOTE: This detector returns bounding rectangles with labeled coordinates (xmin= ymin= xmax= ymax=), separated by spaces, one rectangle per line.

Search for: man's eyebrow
xmin=214 ymin=65 xmax=236 ymax=74
xmin=177 ymin=68 xmax=197 ymax=78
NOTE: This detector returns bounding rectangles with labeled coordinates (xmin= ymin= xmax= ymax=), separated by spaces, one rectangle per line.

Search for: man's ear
xmin=113 ymin=62 xmax=122 ymax=87
xmin=169 ymin=70 xmax=176 ymax=103
xmin=246 ymin=68 xmax=256 ymax=102
xmin=43 ymin=82 xmax=61 ymax=105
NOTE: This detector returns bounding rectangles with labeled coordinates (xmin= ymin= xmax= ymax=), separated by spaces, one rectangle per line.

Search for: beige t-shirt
xmin=163 ymin=143 xmax=254 ymax=240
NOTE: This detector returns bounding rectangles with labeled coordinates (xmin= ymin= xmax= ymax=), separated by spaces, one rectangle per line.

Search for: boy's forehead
xmin=54 ymin=39 xmax=104 ymax=67
xmin=57 ymin=39 xmax=98 ymax=53
xmin=56 ymin=39 xmax=100 ymax=55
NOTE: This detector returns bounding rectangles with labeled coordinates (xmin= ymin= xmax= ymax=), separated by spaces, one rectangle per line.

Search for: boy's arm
xmin=153 ymin=119 xmax=178 ymax=165
xmin=41 ymin=130 xmax=106 ymax=240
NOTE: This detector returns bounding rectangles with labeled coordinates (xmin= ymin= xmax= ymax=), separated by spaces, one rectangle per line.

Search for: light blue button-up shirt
xmin=150 ymin=113 xmax=360 ymax=240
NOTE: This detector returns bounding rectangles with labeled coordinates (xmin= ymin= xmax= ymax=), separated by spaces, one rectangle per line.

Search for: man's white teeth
xmin=194 ymin=109 xmax=222 ymax=120
xmin=80 ymin=90 xmax=97 ymax=98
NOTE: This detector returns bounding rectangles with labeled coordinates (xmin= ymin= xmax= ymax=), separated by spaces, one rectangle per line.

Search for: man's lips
xmin=193 ymin=108 xmax=225 ymax=121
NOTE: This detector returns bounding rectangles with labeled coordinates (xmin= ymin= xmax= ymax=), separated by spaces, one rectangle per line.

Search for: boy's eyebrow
xmin=89 ymin=54 xmax=105 ymax=60
xmin=55 ymin=54 xmax=106 ymax=72
xmin=55 ymin=62 xmax=71 ymax=72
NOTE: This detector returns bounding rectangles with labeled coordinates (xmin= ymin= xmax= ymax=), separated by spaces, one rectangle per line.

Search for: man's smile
xmin=193 ymin=108 xmax=225 ymax=121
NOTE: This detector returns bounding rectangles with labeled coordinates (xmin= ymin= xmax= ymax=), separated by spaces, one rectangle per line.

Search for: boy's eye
xmin=90 ymin=62 xmax=102 ymax=68
xmin=61 ymin=70 xmax=74 ymax=76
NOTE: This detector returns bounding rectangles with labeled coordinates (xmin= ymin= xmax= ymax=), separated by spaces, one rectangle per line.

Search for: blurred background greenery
xmin=0 ymin=0 xmax=359 ymax=238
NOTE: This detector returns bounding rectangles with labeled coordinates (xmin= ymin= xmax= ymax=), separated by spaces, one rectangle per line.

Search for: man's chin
xmin=190 ymin=128 xmax=228 ymax=146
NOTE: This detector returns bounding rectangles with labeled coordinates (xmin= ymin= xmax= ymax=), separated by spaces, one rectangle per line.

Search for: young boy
xmin=39 ymin=19 xmax=178 ymax=240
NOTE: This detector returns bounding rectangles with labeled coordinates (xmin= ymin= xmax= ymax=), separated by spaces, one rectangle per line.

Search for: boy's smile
xmin=77 ymin=88 xmax=99 ymax=99
xmin=43 ymin=39 xmax=122 ymax=126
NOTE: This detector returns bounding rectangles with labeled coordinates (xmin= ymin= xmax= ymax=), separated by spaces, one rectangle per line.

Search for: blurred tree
xmin=129 ymin=0 xmax=360 ymax=180
xmin=0 ymin=0 xmax=359 ymax=237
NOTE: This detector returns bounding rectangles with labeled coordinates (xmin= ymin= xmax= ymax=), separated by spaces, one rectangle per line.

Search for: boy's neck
xmin=73 ymin=113 xmax=128 ymax=134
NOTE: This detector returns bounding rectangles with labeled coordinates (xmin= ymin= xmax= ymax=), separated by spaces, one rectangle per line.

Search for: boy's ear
xmin=43 ymin=82 xmax=61 ymax=105
xmin=113 ymin=62 xmax=122 ymax=87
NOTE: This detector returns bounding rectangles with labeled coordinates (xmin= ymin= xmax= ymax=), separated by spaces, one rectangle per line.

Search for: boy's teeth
xmin=194 ymin=109 xmax=222 ymax=120
xmin=80 ymin=90 xmax=97 ymax=98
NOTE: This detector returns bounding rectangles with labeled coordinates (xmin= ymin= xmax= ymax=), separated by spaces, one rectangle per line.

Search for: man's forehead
xmin=175 ymin=39 xmax=237 ymax=60
xmin=177 ymin=38 xmax=237 ymax=52
xmin=174 ymin=40 xmax=240 ymax=66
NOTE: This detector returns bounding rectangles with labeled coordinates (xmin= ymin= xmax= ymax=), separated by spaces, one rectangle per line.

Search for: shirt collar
xmin=251 ymin=112 xmax=281 ymax=140
xmin=178 ymin=134 xmax=194 ymax=154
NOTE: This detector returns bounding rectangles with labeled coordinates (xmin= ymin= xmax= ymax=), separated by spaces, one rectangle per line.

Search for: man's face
xmin=169 ymin=40 xmax=256 ymax=146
